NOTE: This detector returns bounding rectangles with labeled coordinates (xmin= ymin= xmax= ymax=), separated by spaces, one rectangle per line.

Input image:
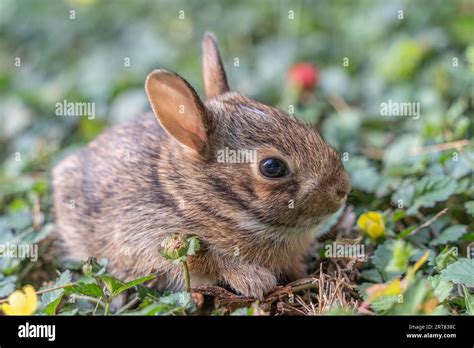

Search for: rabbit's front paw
xmin=283 ymin=261 xmax=308 ymax=282
xmin=223 ymin=264 xmax=277 ymax=299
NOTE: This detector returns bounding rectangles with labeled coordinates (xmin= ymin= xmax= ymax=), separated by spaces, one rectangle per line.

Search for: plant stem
xmin=0 ymin=283 xmax=76 ymax=304
xmin=74 ymin=294 xmax=103 ymax=304
xmin=104 ymin=300 xmax=111 ymax=316
xmin=406 ymin=208 xmax=448 ymax=237
xmin=181 ymin=259 xmax=191 ymax=293
xmin=116 ymin=296 xmax=140 ymax=314
xmin=93 ymin=296 xmax=104 ymax=315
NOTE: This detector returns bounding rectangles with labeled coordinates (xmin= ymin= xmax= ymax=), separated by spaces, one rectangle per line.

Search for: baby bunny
xmin=53 ymin=33 xmax=351 ymax=298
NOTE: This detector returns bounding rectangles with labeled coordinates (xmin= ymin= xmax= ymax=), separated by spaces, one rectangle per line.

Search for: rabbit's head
xmin=145 ymin=33 xmax=350 ymax=233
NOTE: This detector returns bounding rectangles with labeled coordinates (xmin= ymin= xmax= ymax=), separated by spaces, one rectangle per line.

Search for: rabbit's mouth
xmin=271 ymin=218 xmax=330 ymax=238
xmin=262 ymin=213 xmax=330 ymax=232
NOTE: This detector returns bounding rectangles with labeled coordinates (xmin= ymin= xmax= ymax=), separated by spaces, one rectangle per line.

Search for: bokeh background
xmin=1 ymin=0 xmax=472 ymax=192
xmin=0 ymin=0 xmax=473 ymax=315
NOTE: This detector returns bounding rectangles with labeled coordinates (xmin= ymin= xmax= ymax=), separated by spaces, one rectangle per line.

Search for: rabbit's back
xmin=53 ymin=115 xmax=180 ymax=280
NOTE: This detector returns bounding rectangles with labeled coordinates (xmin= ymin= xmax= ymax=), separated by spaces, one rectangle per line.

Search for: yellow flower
xmin=1 ymin=285 xmax=38 ymax=315
xmin=367 ymin=278 xmax=403 ymax=302
xmin=405 ymin=250 xmax=430 ymax=281
xmin=357 ymin=212 xmax=385 ymax=239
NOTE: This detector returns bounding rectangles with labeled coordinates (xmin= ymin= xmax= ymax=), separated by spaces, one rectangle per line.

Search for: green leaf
xmin=411 ymin=248 xmax=436 ymax=268
xmin=386 ymin=240 xmax=413 ymax=273
xmin=136 ymin=284 xmax=160 ymax=302
xmin=391 ymin=210 xmax=407 ymax=223
xmin=186 ymin=236 xmax=201 ymax=256
xmin=231 ymin=307 xmax=255 ymax=316
xmin=131 ymin=302 xmax=185 ymax=316
xmin=0 ymin=211 xmax=33 ymax=233
xmin=384 ymin=135 xmax=422 ymax=167
xmin=0 ymin=275 xmax=17 ymax=297
xmin=324 ymin=305 xmax=356 ymax=315
xmin=435 ymin=246 xmax=459 ymax=270
xmin=356 ymin=283 xmax=373 ymax=301
xmin=397 ymin=226 xmax=416 ymax=239
xmin=82 ymin=257 xmax=108 ymax=277
xmin=96 ymin=274 xmax=124 ymax=298
xmin=130 ymin=291 xmax=196 ymax=315
xmin=66 ymin=282 xmax=104 ymax=298
xmin=464 ymin=201 xmax=474 ymax=217
xmin=28 ymin=223 xmax=55 ymax=244
xmin=58 ymin=307 xmax=79 ymax=316
xmin=111 ymin=275 xmax=155 ymax=298
xmin=391 ymin=181 xmax=415 ymax=209
xmin=407 ymin=175 xmax=457 ymax=215
xmin=159 ymin=291 xmax=194 ymax=309
xmin=427 ymin=275 xmax=453 ymax=302
xmin=42 ymin=297 xmax=63 ymax=316
xmin=372 ymin=240 xmax=404 ymax=281
xmin=360 ymin=269 xmax=383 ymax=283
xmin=344 ymin=156 xmax=380 ymax=193
xmin=463 ymin=286 xmax=474 ymax=315
xmin=441 ymin=258 xmax=474 ymax=286
xmin=378 ymin=38 xmax=426 ymax=82
xmin=371 ymin=295 xmax=400 ymax=313
xmin=40 ymin=270 xmax=72 ymax=315
xmin=430 ymin=225 xmax=467 ymax=246
xmin=391 ymin=277 xmax=447 ymax=315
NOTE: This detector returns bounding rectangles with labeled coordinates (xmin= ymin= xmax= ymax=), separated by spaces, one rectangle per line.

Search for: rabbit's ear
xmin=202 ymin=32 xmax=230 ymax=98
xmin=145 ymin=69 xmax=209 ymax=152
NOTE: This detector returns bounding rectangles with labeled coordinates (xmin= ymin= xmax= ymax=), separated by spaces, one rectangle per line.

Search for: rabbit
xmin=52 ymin=32 xmax=351 ymax=299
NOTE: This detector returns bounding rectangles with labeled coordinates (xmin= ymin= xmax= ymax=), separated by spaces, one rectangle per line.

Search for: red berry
xmin=288 ymin=63 xmax=319 ymax=91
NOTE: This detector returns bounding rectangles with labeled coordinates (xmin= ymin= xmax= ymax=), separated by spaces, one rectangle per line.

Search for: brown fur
xmin=52 ymin=33 xmax=350 ymax=298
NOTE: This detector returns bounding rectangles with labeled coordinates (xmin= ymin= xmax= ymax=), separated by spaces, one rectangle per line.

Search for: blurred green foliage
xmin=0 ymin=0 xmax=473 ymax=315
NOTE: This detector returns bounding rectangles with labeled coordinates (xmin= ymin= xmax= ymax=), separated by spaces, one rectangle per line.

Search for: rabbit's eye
xmin=259 ymin=158 xmax=289 ymax=178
